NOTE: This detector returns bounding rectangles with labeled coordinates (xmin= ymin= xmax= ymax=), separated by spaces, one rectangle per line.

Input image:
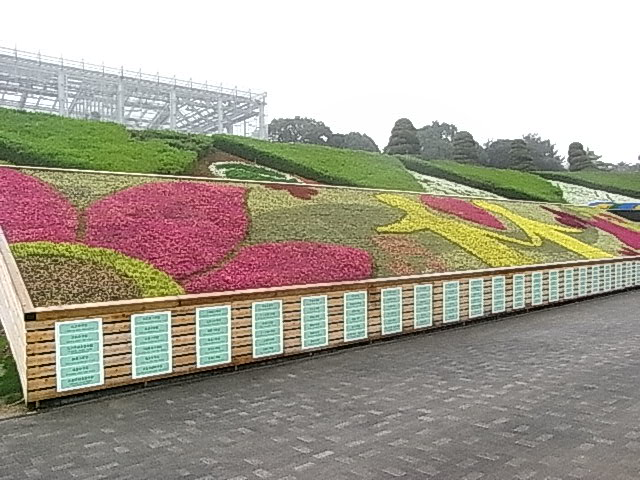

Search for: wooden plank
xmin=0 ymin=228 xmax=28 ymax=399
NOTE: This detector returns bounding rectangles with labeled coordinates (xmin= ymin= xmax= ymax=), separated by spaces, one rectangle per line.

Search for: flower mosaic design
xmin=0 ymin=168 xmax=77 ymax=243
xmin=0 ymin=169 xmax=372 ymax=305
xmin=1 ymin=167 xmax=639 ymax=308
xmin=420 ymin=195 xmax=506 ymax=230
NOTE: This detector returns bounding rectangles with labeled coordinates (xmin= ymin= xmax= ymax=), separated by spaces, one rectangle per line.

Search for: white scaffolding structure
xmin=0 ymin=46 xmax=267 ymax=138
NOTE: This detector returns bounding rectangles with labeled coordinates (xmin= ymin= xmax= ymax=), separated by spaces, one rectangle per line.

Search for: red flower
xmin=421 ymin=195 xmax=506 ymax=230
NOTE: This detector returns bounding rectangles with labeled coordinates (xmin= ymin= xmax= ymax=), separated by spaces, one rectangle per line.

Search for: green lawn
xmin=538 ymin=170 xmax=640 ymax=199
xmin=401 ymin=156 xmax=565 ymax=203
xmin=209 ymin=135 xmax=423 ymax=191
xmin=0 ymin=108 xmax=196 ymax=174
xmin=0 ymin=331 xmax=22 ymax=405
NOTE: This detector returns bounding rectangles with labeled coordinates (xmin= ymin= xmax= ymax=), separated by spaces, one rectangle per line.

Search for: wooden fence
xmin=0 ymin=235 xmax=638 ymax=404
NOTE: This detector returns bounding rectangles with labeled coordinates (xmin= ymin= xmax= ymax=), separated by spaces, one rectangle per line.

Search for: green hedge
xmin=209 ymin=135 xmax=423 ymax=191
xmin=538 ymin=171 xmax=640 ymax=199
xmin=401 ymin=156 xmax=566 ymax=203
xmin=0 ymin=109 xmax=196 ymax=174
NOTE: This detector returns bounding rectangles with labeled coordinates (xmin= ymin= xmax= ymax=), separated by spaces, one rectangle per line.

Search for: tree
xmin=453 ymin=131 xmax=480 ymax=164
xmin=417 ymin=121 xmax=457 ymax=159
xmin=484 ymin=139 xmax=513 ymax=168
xmin=328 ymin=132 xmax=379 ymax=152
xmin=567 ymin=142 xmax=594 ymax=171
xmin=384 ymin=118 xmax=421 ymax=155
xmin=509 ymin=139 xmax=535 ymax=171
xmin=522 ymin=133 xmax=565 ymax=171
xmin=268 ymin=117 xmax=333 ymax=145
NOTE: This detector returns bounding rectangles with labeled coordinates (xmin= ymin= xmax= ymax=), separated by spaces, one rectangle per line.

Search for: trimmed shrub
xmin=384 ymin=118 xmax=421 ymax=155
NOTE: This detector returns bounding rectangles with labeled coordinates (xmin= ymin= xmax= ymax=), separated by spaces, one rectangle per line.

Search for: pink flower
xmin=542 ymin=206 xmax=589 ymax=229
xmin=0 ymin=170 xmax=376 ymax=297
xmin=421 ymin=195 xmax=506 ymax=230
xmin=184 ymin=242 xmax=373 ymax=293
xmin=85 ymin=182 xmax=247 ymax=279
xmin=591 ymin=216 xmax=640 ymax=249
xmin=543 ymin=206 xmax=640 ymax=249
xmin=0 ymin=168 xmax=77 ymax=243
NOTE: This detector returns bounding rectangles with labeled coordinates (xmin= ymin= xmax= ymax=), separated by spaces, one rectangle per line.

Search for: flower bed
xmin=409 ymin=171 xmax=504 ymax=199
xmin=0 ymin=167 xmax=638 ymax=307
xmin=209 ymin=161 xmax=299 ymax=183
xmin=549 ymin=180 xmax=639 ymax=205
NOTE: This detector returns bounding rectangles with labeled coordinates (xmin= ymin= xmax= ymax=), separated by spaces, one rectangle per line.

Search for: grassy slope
xmin=539 ymin=171 xmax=640 ymax=199
xmin=401 ymin=156 xmax=566 ymax=203
xmin=0 ymin=109 xmax=195 ymax=174
xmin=0 ymin=330 xmax=21 ymax=404
xmin=209 ymin=135 xmax=423 ymax=191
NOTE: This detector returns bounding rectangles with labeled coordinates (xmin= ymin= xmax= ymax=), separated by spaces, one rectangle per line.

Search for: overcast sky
xmin=2 ymin=0 xmax=638 ymax=164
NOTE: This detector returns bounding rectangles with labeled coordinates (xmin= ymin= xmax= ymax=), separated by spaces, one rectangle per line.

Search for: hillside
xmin=1 ymin=166 xmax=638 ymax=308
xmin=400 ymin=156 xmax=565 ymax=203
xmin=0 ymin=108 xmax=195 ymax=174
xmin=539 ymin=171 xmax=640 ymax=199
xmin=0 ymin=108 xmax=638 ymax=204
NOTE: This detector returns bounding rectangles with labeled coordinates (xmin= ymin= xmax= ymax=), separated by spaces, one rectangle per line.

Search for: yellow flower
xmin=375 ymin=194 xmax=614 ymax=267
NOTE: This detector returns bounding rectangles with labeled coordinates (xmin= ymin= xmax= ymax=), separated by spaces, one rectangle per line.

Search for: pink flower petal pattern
xmin=543 ymin=206 xmax=640 ymax=249
xmin=0 ymin=168 xmax=77 ymax=243
xmin=184 ymin=242 xmax=373 ymax=293
xmin=421 ymin=195 xmax=506 ymax=230
xmin=591 ymin=215 xmax=640 ymax=249
xmin=542 ymin=206 xmax=589 ymax=229
xmin=85 ymin=182 xmax=247 ymax=278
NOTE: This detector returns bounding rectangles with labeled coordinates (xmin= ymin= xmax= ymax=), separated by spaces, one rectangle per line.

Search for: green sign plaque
xmin=590 ymin=266 xmax=600 ymax=294
xmin=492 ymin=276 xmax=506 ymax=313
xmin=196 ymin=306 xmax=231 ymax=368
xmin=443 ymin=281 xmax=460 ymax=324
xmin=604 ymin=264 xmax=612 ymax=291
xmin=468 ymin=278 xmax=484 ymax=318
xmin=531 ymin=272 xmax=543 ymax=305
xmin=548 ymin=270 xmax=560 ymax=302
xmin=55 ymin=319 xmax=104 ymax=392
xmin=564 ymin=268 xmax=575 ymax=299
xmin=513 ymin=274 xmax=525 ymax=309
xmin=413 ymin=285 xmax=433 ymax=328
xmin=381 ymin=287 xmax=403 ymax=335
xmin=252 ymin=300 xmax=283 ymax=358
xmin=615 ymin=263 xmax=623 ymax=290
xmin=343 ymin=291 xmax=367 ymax=341
xmin=301 ymin=295 xmax=329 ymax=349
xmin=578 ymin=267 xmax=588 ymax=296
xmin=131 ymin=311 xmax=172 ymax=379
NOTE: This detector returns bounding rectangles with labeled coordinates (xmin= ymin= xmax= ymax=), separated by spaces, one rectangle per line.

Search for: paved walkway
xmin=1 ymin=291 xmax=640 ymax=480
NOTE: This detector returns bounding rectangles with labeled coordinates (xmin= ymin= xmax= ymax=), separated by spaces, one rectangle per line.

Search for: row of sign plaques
xmin=54 ymin=261 xmax=640 ymax=393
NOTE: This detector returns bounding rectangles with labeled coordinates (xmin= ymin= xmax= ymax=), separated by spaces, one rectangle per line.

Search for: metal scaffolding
xmin=0 ymin=46 xmax=267 ymax=138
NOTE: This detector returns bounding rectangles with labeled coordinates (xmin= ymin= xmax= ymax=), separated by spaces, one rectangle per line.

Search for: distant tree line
xmin=268 ymin=116 xmax=635 ymax=172
xmin=268 ymin=117 xmax=379 ymax=153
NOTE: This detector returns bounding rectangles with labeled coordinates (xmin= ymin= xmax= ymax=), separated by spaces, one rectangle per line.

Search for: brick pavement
xmin=1 ymin=291 xmax=640 ymax=479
